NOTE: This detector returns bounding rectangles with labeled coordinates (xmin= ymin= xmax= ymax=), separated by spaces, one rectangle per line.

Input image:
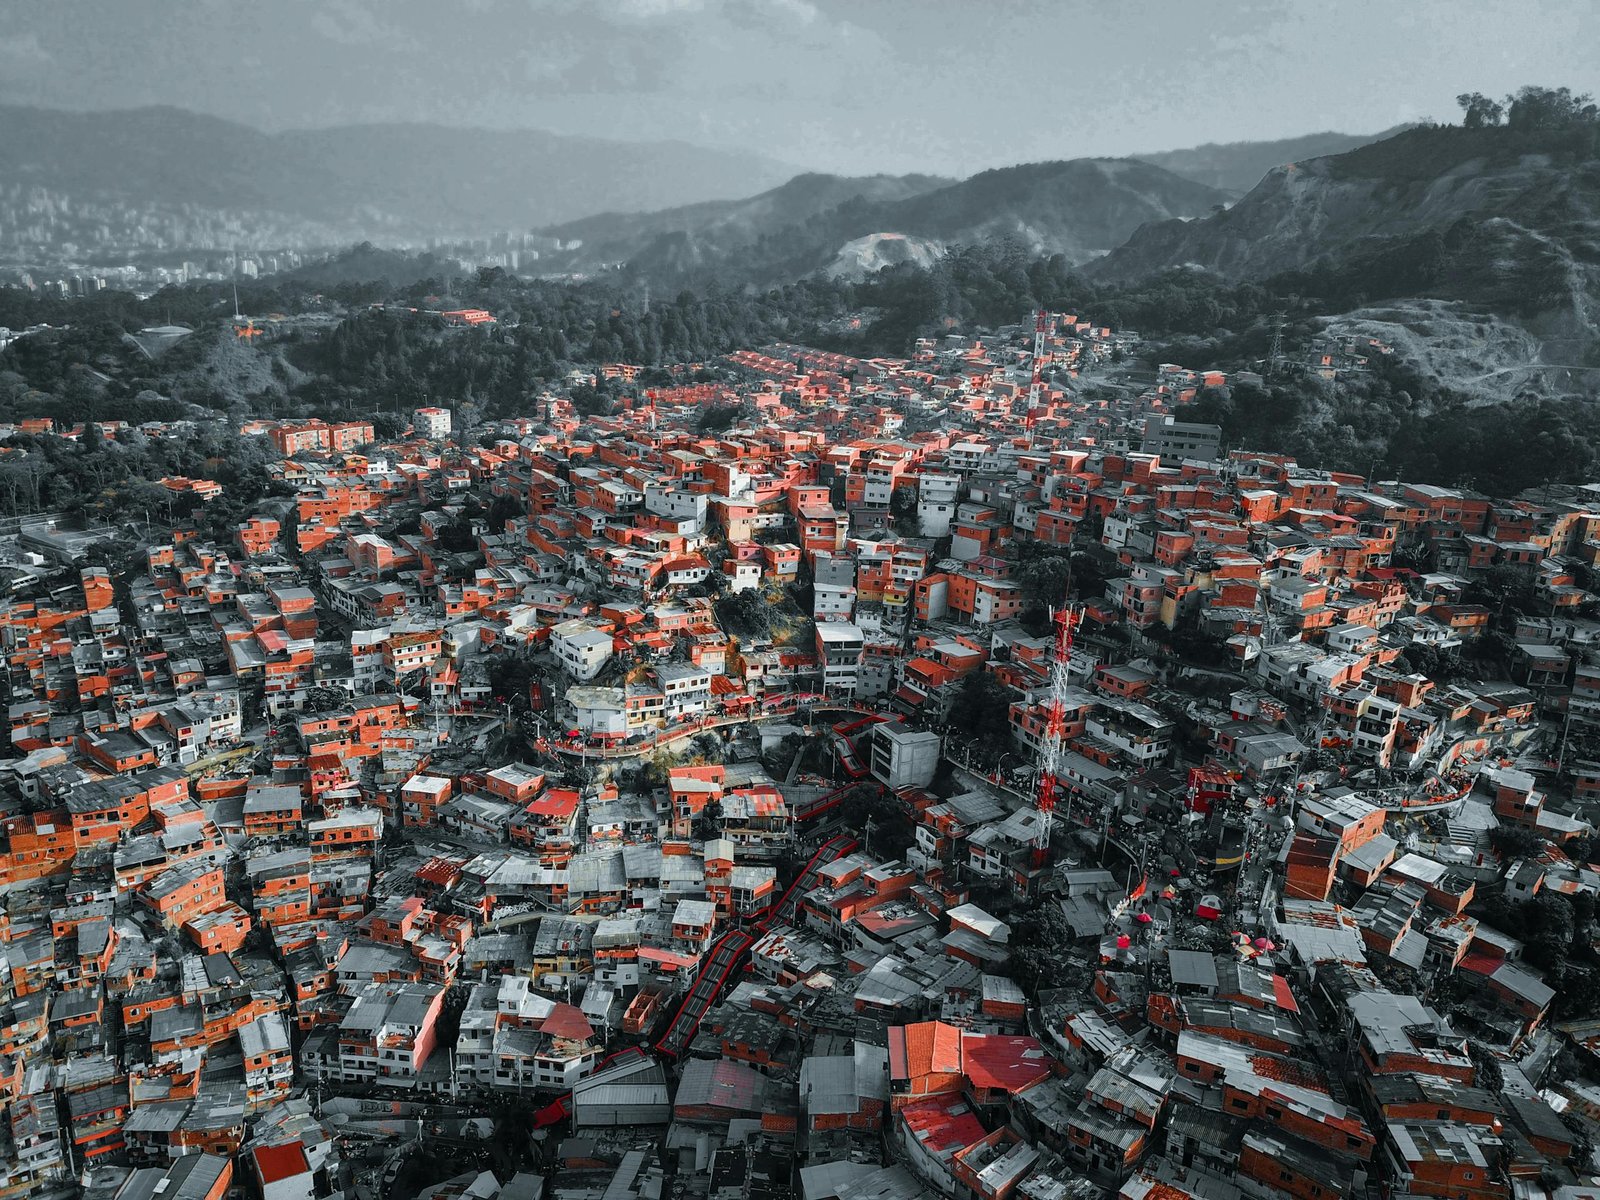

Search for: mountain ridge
xmin=1091 ymin=125 xmax=1600 ymax=291
xmin=1092 ymin=122 xmax=1600 ymax=393
xmin=0 ymin=102 xmax=802 ymax=243
xmin=1129 ymin=126 xmax=1413 ymax=193
xmin=534 ymin=157 xmax=1232 ymax=283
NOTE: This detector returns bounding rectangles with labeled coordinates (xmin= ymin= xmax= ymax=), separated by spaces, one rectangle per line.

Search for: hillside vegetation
xmin=1131 ymin=126 xmax=1409 ymax=193
xmin=535 ymin=158 xmax=1229 ymax=284
xmin=9 ymin=88 xmax=1600 ymax=502
xmin=1091 ymin=91 xmax=1600 ymax=371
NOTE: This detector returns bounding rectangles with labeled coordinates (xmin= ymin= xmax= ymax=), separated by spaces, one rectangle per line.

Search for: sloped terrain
xmin=536 ymin=173 xmax=950 ymax=267
xmin=826 ymin=233 xmax=945 ymax=279
xmin=540 ymin=157 xmax=1230 ymax=283
xmin=1093 ymin=125 xmax=1600 ymax=369
xmin=1315 ymin=301 xmax=1551 ymax=404
xmin=1131 ymin=126 xmax=1411 ymax=193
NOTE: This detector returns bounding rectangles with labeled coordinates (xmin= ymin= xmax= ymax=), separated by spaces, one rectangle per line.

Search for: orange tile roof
xmin=890 ymin=1020 xmax=963 ymax=1082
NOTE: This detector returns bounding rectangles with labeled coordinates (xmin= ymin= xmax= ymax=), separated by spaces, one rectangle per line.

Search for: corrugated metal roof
xmin=1167 ymin=948 xmax=1219 ymax=989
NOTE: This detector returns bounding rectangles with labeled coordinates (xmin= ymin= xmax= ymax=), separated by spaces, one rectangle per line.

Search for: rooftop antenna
xmin=231 ymin=279 xmax=260 ymax=340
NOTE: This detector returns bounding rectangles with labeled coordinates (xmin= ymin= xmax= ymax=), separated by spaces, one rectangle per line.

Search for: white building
xmin=1255 ymin=641 xmax=1365 ymax=702
xmin=644 ymin=484 xmax=708 ymax=531
xmin=551 ymin=619 xmax=614 ymax=682
xmin=303 ymin=981 xmax=445 ymax=1088
xmin=414 ymin=406 xmax=452 ymax=440
xmin=240 ymin=1009 xmax=294 ymax=1108
xmin=815 ymin=622 xmax=865 ymax=698
xmin=350 ymin=628 xmax=387 ymax=687
xmin=723 ymin=559 xmax=761 ymax=593
xmin=1084 ymin=700 xmax=1174 ymax=769
xmin=656 ymin=664 xmax=713 ymax=720
xmin=567 ymin=686 xmax=628 ymax=736
xmin=454 ymin=979 xmax=601 ymax=1093
xmin=917 ymin=472 xmax=962 ymax=537
xmin=814 ymin=582 xmax=857 ymax=620
xmin=869 ymin=721 xmax=941 ymax=790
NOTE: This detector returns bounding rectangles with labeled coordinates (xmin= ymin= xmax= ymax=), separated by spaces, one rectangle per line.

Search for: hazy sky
xmin=3 ymin=0 xmax=1598 ymax=176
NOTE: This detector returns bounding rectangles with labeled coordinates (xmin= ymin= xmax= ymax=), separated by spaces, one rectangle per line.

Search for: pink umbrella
xmin=1136 ymin=912 xmax=1153 ymax=925
xmin=1254 ymin=937 xmax=1271 ymax=949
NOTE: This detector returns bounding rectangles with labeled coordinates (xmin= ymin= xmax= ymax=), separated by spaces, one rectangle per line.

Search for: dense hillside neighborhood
xmin=3 ymin=300 xmax=1600 ymax=1200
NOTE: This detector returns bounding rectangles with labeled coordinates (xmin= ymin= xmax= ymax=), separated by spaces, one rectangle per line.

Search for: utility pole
xmin=1267 ymin=312 xmax=1288 ymax=376
xmin=1555 ymin=700 xmax=1577 ymax=777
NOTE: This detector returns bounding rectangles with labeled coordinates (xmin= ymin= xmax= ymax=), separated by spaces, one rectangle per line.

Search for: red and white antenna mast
xmin=1032 ymin=599 xmax=1077 ymax=864
xmin=1025 ymin=308 xmax=1050 ymax=436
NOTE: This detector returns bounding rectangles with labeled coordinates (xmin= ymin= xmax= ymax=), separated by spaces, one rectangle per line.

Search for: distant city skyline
xmin=4 ymin=0 xmax=1599 ymax=177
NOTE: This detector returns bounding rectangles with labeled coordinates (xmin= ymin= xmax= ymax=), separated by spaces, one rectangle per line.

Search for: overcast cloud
xmin=4 ymin=0 xmax=1598 ymax=176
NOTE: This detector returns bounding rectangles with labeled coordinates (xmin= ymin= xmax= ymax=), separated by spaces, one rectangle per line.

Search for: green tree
xmin=946 ymin=673 xmax=1021 ymax=768
xmin=696 ymin=404 xmax=741 ymax=433
xmin=1015 ymin=553 xmax=1075 ymax=631
xmin=1006 ymin=901 xmax=1086 ymax=997
xmin=437 ymin=517 xmax=478 ymax=554
xmin=840 ymin=786 xmax=913 ymax=856
xmin=1504 ymin=85 xmax=1598 ymax=131
xmin=692 ymin=799 xmax=723 ymax=842
xmin=487 ymin=492 xmax=524 ymax=532
xmin=1490 ymin=824 xmax=1545 ymax=861
xmin=890 ymin=486 xmax=920 ymax=537
xmin=1398 ymin=642 xmax=1461 ymax=683
xmin=568 ymin=384 xmax=611 ymax=417
xmin=715 ymin=589 xmax=771 ymax=639
xmin=1456 ymin=92 xmax=1505 ymax=129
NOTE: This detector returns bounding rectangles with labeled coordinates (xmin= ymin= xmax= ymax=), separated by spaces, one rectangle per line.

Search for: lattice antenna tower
xmin=1031 ymin=599 xmax=1078 ymax=862
xmin=1025 ymin=309 xmax=1051 ymax=442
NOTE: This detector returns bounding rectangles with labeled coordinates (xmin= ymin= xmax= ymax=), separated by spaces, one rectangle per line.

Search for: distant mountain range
xmin=1130 ymin=127 xmax=1413 ymax=194
xmin=522 ymin=126 xmax=1411 ymax=282
xmin=0 ymin=104 xmax=800 ymax=242
xmin=0 ymin=103 xmax=1411 ymax=278
xmin=533 ymin=158 xmax=1233 ymax=282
